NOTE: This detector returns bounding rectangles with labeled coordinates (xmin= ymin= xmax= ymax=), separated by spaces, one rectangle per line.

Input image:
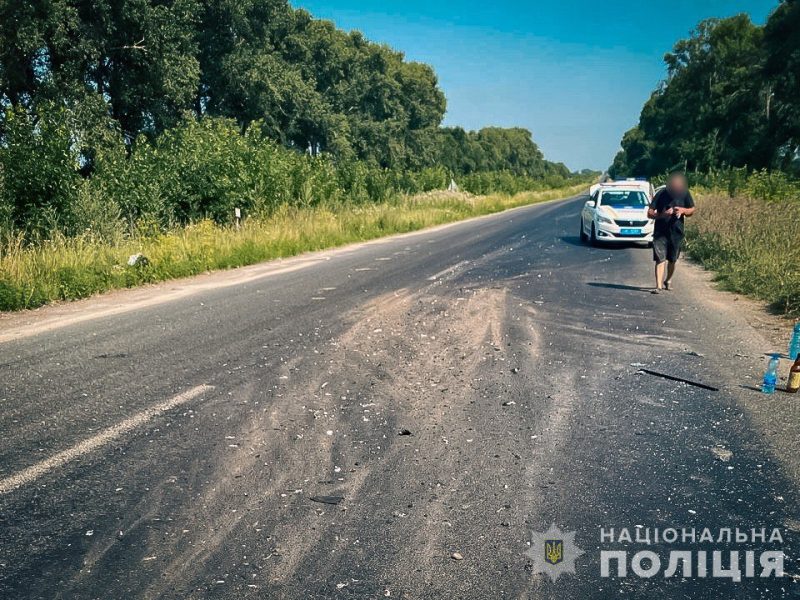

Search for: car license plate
xmin=620 ymin=228 xmax=641 ymax=235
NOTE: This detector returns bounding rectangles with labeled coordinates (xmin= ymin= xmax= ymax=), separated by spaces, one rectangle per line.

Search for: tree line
xmin=0 ymin=0 xmax=577 ymax=236
xmin=610 ymin=0 xmax=800 ymax=178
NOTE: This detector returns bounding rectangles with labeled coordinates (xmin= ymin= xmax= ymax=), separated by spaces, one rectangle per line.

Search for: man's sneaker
xmin=651 ymin=288 xmax=661 ymax=295
xmin=664 ymin=281 xmax=672 ymax=291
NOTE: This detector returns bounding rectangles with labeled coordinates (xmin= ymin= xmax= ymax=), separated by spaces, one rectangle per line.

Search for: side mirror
xmin=585 ymin=200 xmax=596 ymax=208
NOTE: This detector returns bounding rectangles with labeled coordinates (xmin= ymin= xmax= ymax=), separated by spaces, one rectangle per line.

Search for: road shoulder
xmin=680 ymin=258 xmax=800 ymax=486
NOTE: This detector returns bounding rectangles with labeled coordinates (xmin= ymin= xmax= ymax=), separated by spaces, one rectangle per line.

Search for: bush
xmin=1 ymin=110 xmax=588 ymax=244
xmin=0 ymin=103 xmax=82 ymax=234
xmin=0 ymin=97 xmax=126 ymax=238
xmin=459 ymin=170 xmax=575 ymax=195
xmin=92 ymin=118 xmax=454 ymax=226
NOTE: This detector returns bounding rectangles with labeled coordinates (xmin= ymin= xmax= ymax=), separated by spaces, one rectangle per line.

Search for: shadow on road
xmin=587 ymin=282 xmax=651 ymax=292
xmin=560 ymin=235 xmax=585 ymax=247
xmin=561 ymin=235 xmax=652 ymax=251
xmin=738 ymin=384 xmax=764 ymax=393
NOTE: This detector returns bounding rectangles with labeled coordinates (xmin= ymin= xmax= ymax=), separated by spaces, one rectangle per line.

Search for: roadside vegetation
xmin=0 ymin=184 xmax=585 ymax=311
xmin=0 ymin=0 xmax=595 ymax=311
xmin=685 ymin=170 xmax=800 ymax=316
xmin=0 ymin=108 xmax=591 ymax=311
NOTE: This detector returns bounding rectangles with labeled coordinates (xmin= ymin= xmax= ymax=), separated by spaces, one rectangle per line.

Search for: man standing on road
xmin=647 ymin=172 xmax=695 ymax=294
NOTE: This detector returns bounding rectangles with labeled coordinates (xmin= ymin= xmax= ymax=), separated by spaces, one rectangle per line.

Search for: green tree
xmin=763 ymin=0 xmax=800 ymax=172
xmin=612 ymin=14 xmax=774 ymax=176
xmin=0 ymin=0 xmax=200 ymax=139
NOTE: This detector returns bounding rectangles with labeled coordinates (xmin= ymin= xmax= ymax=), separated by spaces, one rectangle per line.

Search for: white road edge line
xmin=0 ymin=384 xmax=213 ymax=495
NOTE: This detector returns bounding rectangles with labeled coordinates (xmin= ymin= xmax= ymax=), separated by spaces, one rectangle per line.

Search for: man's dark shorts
xmin=652 ymin=233 xmax=684 ymax=263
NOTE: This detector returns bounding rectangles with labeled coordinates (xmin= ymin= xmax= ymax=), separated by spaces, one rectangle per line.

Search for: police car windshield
xmin=599 ymin=190 xmax=648 ymax=207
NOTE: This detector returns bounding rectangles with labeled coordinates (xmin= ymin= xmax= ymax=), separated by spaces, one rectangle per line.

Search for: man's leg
xmin=664 ymin=261 xmax=677 ymax=289
xmin=654 ymin=261 xmax=666 ymax=291
xmin=663 ymin=233 xmax=683 ymax=290
xmin=652 ymin=235 xmax=668 ymax=292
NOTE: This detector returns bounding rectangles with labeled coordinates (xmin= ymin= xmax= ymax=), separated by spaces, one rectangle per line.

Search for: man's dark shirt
xmin=650 ymin=188 xmax=695 ymax=236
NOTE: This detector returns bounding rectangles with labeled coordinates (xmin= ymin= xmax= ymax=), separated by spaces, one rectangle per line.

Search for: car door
xmin=583 ymin=190 xmax=599 ymax=225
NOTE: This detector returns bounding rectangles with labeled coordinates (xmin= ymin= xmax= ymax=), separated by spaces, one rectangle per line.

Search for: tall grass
xmin=0 ymin=185 xmax=583 ymax=311
xmin=686 ymin=191 xmax=800 ymax=315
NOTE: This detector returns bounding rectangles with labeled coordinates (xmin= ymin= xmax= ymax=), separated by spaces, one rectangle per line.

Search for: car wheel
xmin=579 ymin=219 xmax=588 ymax=242
xmin=590 ymin=223 xmax=598 ymax=246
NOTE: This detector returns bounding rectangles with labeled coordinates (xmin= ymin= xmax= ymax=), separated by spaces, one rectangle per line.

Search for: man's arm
xmin=673 ymin=192 xmax=696 ymax=217
xmin=648 ymin=206 xmax=675 ymax=219
xmin=648 ymin=200 xmax=674 ymax=219
xmin=647 ymin=193 xmax=661 ymax=219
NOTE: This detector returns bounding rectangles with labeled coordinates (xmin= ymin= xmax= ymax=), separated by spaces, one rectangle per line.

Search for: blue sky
xmin=294 ymin=0 xmax=775 ymax=171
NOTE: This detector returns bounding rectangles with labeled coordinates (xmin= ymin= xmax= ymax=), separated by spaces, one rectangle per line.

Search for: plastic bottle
xmin=789 ymin=323 xmax=800 ymax=360
xmin=761 ymin=354 xmax=780 ymax=394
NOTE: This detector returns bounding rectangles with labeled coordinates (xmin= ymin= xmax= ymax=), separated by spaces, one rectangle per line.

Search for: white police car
xmin=589 ymin=177 xmax=653 ymax=199
xmin=580 ymin=182 xmax=654 ymax=245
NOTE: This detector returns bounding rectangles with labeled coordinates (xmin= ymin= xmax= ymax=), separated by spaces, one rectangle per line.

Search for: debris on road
xmin=451 ymin=552 xmax=464 ymax=561
xmin=310 ymin=495 xmax=344 ymax=505
xmin=398 ymin=429 xmax=412 ymax=436
xmin=637 ymin=368 xmax=719 ymax=391
xmin=711 ymin=447 xmax=733 ymax=462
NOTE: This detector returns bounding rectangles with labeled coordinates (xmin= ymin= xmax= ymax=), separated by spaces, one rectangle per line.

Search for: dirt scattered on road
xmin=113 ymin=281 xmax=551 ymax=596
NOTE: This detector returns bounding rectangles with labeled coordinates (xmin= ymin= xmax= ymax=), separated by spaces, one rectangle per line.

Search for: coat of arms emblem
xmin=525 ymin=524 xmax=584 ymax=581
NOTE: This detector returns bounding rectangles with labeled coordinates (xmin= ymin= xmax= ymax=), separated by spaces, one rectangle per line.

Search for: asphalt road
xmin=1 ymin=195 xmax=798 ymax=599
